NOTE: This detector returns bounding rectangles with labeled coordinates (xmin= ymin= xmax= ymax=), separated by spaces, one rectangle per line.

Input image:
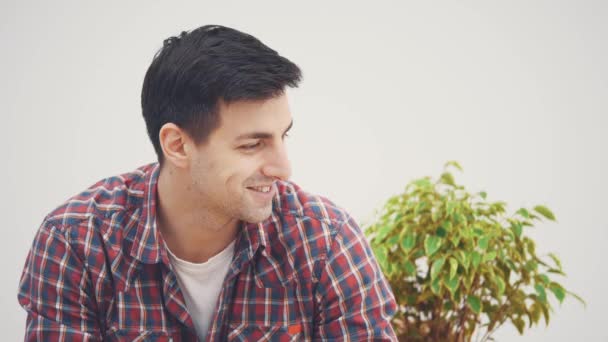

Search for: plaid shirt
xmin=18 ymin=163 xmax=397 ymax=341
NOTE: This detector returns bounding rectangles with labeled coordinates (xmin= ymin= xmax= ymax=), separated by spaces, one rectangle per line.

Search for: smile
xmin=247 ymin=186 xmax=272 ymax=193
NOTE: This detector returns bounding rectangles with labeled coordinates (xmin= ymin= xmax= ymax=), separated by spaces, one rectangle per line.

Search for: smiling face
xmin=187 ymin=93 xmax=293 ymax=224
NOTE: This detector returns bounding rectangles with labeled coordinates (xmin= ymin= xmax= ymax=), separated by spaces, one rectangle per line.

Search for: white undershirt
xmin=166 ymin=240 xmax=235 ymax=340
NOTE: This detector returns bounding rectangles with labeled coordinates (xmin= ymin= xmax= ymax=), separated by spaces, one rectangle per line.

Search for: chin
xmin=241 ymin=206 xmax=273 ymax=224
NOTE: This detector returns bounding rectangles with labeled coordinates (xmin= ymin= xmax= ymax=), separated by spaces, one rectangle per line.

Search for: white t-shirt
xmin=166 ymin=240 xmax=235 ymax=340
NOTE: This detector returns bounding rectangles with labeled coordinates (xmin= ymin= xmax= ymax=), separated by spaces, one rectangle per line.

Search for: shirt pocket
xmin=226 ymin=285 xmax=303 ymax=341
xmin=226 ymin=322 xmax=301 ymax=342
xmin=103 ymin=328 xmax=180 ymax=341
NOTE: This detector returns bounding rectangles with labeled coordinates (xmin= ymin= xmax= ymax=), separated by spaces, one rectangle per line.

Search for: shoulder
xmin=267 ymin=180 xmax=362 ymax=261
xmin=273 ymin=180 xmax=351 ymax=226
xmin=43 ymin=164 xmax=154 ymax=229
xmin=36 ymin=164 xmax=157 ymax=257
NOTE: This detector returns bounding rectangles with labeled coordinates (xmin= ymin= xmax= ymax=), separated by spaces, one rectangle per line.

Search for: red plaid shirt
xmin=18 ymin=163 xmax=397 ymax=341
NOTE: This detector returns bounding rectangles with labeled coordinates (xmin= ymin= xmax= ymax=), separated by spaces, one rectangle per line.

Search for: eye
xmin=240 ymin=142 xmax=262 ymax=150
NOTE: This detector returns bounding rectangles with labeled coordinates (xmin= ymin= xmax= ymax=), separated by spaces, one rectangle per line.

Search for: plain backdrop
xmin=2 ymin=1 xmax=606 ymax=341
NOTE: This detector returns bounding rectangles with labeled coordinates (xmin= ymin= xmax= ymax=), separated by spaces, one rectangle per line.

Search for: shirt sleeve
xmin=313 ymin=215 xmax=398 ymax=341
xmin=18 ymin=221 xmax=102 ymax=341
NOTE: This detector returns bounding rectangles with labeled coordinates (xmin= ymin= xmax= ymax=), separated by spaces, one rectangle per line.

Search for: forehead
xmin=214 ymin=94 xmax=292 ymax=136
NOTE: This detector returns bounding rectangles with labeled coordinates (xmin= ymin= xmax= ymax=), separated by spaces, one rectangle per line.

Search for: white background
xmin=1 ymin=1 xmax=606 ymax=341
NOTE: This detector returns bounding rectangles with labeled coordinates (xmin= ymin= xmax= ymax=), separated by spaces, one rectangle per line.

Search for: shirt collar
xmin=129 ymin=162 xmax=273 ymax=265
xmin=129 ymin=162 xmax=165 ymax=264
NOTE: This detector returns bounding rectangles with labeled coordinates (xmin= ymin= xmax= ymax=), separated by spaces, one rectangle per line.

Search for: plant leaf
xmin=548 ymin=253 xmax=562 ymax=270
xmin=373 ymin=246 xmax=388 ymax=270
xmin=549 ymin=283 xmax=566 ymax=303
xmin=444 ymin=160 xmax=463 ymax=171
xmin=533 ymin=205 xmax=556 ymax=221
xmin=431 ymin=276 xmax=441 ymax=295
xmin=440 ymin=172 xmax=456 ymax=186
xmin=471 ymin=251 xmax=482 ymax=269
xmin=512 ymin=317 xmax=525 ymax=334
xmin=449 ymin=257 xmax=458 ymax=279
xmin=375 ymin=225 xmax=392 ymax=242
xmin=495 ymin=275 xmax=506 ymax=297
xmin=512 ymin=222 xmax=523 ymax=238
xmin=478 ymin=236 xmax=489 ymax=251
xmin=467 ymin=295 xmax=482 ymax=314
xmin=431 ymin=257 xmax=446 ymax=280
xmin=516 ymin=208 xmax=530 ymax=218
xmin=444 ymin=275 xmax=459 ymax=295
xmin=400 ymin=234 xmax=416 ymax=252
xmin=424 ymin=235 xmax=442 ymax=256
xmin=535 ymin=284 xmax=547 ymax=303
xmin=483 ymin=251 xmax=497 ymax=262
xmin=404 ymin=260 xmax=417 ymax=276
xmin=413 ymin=178 xmax=432 ymax=189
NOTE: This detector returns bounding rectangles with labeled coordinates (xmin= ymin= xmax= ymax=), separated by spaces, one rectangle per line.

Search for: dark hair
xmin=141 ymin=25 xmax=302 ymax=164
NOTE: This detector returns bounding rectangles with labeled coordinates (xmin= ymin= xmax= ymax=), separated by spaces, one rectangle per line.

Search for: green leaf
xmin=444 ymin=275 xmax=459 ymax=295
xmin=548 ymin=253 xmax=562 ymax=270
xmin=479 ymin=191 xmax=487 ymax=200
xmin=413 ymin=178 xmax=432 ymax=189
xmin=478 ymin=236 xmax=489 ymax=251
xmin=471 ymin=251 xmax=482 ymax=269
xmin=404 ymin=260 xmax=417 ymax=276
xmin=549 ymin=283 xmax=566 ymax=303
xmin=494 ymin=275 xmax=506 ymax=297
xmin=444 ymin=160 xmax=463 ymax=171
xmin=467 ymin=295 xmax=482 ymax=314
xmin=400 ymin=234 xmax=416 ymax=252
xmin=535 ymin=284 xmax=547 ymax=303
xmin=424 ymin=235 xmax=442 ymax=256
xmin=566 ymin=290 xmax=587 ymax=307
xmin=431 ymin=257 xmax=446 ymax=280
xmin=375 ymin=225 xmax=392 ymax=242
xmin=387 ymin=235 xmax=399 ymax=246
xmin=431 ymin=208 xmax=441 ymax=222
xmin=458 ymin=250 xmax=470 ymax=270
xmin=373 ymin=246 xmax=388 ymax=270
xmin=436 ymin=226 xmax=447 ymax=238
xmin=450 ymin=234 xmax=461 ymax=247
xmin=525 ymin=260 xmax=538 ymax=272
xmin=446 ymin=201 xmax=456 ymax=216
xmin=440 ymin=172 xmax=456 ymax=186
xmin=483 ymin=251 xmax=497 ymax=262
xmin=431 ymin=276 xmax=441 ymax=295
xmin=449 ymin=257 xmax=458 ymax=279
xmin=512 ymin=222 xmax=523 ymax=238
xmin=415 ymin=201 xmax=428 ymax=215
xmin=516 ymin=208 xmax=530 ymax=218
xmin=443 ymin=221 xmax=453 ymax=231
xmin=534 ymin=205 xmax=556 ymax=221
xmin=547 ymin=268 xmax=566 ymax=276
xmin=537 ymin=274 xmax=550 ymax=284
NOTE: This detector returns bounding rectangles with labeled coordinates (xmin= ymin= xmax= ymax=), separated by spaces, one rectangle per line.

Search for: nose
xmin=262 ymin=142 xmax=291 ymax=181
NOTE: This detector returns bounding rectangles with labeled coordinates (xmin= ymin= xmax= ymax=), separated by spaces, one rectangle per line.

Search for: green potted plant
xmin=365 ymin=161 xmax=584 ymax=341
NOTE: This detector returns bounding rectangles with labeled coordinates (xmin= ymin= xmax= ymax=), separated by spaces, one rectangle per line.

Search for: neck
xmin=155 ymin=164 xmax=239 ymax=263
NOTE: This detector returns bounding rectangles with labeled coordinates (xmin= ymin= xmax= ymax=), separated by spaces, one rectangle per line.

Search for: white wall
xmin=1 ymin=1 xmax=606 ymax=340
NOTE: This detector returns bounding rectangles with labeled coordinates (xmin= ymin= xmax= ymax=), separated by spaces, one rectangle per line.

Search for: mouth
xmin=246 ymin=184 xmax=276 ymax=202
xmin=246 ymin=185 xmax=273 ymax=193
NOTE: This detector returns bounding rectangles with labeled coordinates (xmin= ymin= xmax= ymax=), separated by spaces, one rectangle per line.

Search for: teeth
xmin=251 ymin=186 xmax=271 ymax=193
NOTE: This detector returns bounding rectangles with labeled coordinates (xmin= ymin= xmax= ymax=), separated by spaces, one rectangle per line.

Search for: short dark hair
xmin=141 ymin=25 xmax=302 ymax=164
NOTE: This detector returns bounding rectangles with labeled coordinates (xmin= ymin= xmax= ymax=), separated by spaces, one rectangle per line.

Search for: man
xmin=18 ymin=25 xmax=397 ymax=341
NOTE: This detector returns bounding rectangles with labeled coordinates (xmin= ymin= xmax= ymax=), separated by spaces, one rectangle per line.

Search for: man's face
xmin=188 ymin=93 xmax=293 ymax=224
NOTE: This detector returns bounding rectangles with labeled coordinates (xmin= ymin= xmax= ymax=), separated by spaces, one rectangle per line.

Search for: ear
xmin=158 ymin=123 xmax=192 ymax=169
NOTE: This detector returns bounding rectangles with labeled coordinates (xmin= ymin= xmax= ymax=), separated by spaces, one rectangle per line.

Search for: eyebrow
xmin=235 ymin=120 xmax=293 ymax=140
